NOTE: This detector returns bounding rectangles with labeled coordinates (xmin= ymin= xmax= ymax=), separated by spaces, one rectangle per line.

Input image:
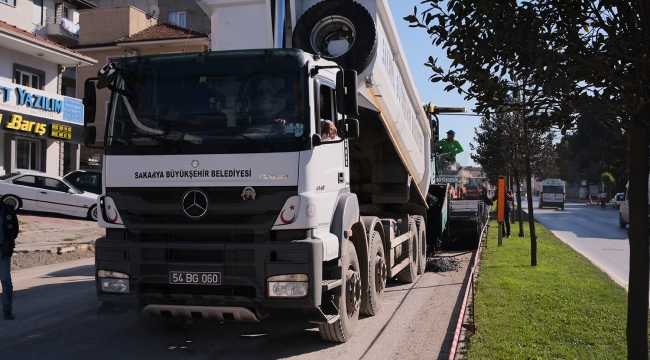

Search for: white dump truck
xmin=84 ymin=0 xmax=449 ymax=342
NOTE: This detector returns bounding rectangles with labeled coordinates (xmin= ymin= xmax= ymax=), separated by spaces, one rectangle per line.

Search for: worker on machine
xmin=436 ymin=130 xmax=464 ymax=161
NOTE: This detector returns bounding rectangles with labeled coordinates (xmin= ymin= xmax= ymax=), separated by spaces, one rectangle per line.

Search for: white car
xmin=0 ymin=171 xmax=98 ymax=221
xmin=611 ymin=193 xmax=624 ymax=209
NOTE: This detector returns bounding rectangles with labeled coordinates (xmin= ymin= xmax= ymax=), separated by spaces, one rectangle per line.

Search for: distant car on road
xmin=64 ymin=170 xmax=102 ymax=195
xmin=0 ymin=172 xmax=98 ymax=221
xmin=611 ymin=192 xmax=624 ymax=209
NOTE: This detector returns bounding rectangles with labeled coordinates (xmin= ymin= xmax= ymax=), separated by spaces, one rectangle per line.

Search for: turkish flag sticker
xmin=103 ymin=196 xmax=122 ymax=224
xmin=274 ymin=196 xmax=301 ymax=226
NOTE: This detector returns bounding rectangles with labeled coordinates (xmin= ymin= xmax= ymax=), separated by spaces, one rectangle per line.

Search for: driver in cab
xmin=275 ymin=79 xmax=337 ymax=141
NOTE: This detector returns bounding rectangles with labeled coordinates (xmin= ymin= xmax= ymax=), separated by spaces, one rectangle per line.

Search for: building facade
xmin=91 ymin=0 xmax=210 ymax=34
xmin=0 ymin=10 xmax=96 ymax=176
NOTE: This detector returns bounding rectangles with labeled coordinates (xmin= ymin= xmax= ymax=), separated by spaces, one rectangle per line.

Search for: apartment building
xmin=91 ymin=0 xmax=210 ymax=34
xmin=0 ymin=0 xmax=96 ymax=175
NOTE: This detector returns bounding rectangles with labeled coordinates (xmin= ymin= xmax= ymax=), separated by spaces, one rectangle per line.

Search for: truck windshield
xmin=105 ymin=50 xmax=310 ymax=155
xmin=542 ymin=186 xmax=564 ymax=193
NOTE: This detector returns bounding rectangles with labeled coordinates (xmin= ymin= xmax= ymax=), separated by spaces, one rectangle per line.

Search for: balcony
xmin=45 ymin=5 xmax=79 ymax=43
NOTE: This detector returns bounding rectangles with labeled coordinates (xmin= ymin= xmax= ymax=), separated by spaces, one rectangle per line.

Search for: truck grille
xmin=140 ymin=189 xmax=244 ymax=204
xmin=106 ymin=186 xmax=297 ymax=230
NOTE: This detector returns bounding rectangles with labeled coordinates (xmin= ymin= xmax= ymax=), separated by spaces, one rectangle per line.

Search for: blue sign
xmin=62 ymin=97 xmax=84 ymax=124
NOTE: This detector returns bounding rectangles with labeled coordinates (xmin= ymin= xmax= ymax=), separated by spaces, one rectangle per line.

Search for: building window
xmin=16 ymin=138 xmax=41 ymax=171
xmin=169 ymin=12 xmax=186 ymax=28
xmin=54 ymin=3 xmax=71 ymax=22
xmin=15 ymin=69 xmax=40 ymax=89
xmin=13 ymin=64 xmax=45 ymax=90
xmin=1 ymin=0 xmax=16 ymax=7
xmin=33 ymin=0 xmax=43 ymax=25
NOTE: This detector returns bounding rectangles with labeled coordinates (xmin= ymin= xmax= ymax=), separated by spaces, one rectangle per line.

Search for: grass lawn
xmin=465 ymin=216 xmax=628 ymax=359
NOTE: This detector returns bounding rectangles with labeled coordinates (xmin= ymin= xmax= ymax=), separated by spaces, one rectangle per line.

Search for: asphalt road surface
xmin=524 ymin=198 xmax=629 ymax=289
xmin=0 ymin=253 xmax=472 ymax=359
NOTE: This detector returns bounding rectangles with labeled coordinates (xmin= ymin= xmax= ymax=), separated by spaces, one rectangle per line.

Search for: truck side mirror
xmin=83 ymin=126 xmax=96 ymax=146
xmin=336 ymin=70 xmax=358 ymax=117
xmin=96 ymin=63 xmax=118 ymax=89
xmin=344 ymin=118 xmax=359 ymax=139
xmin=83 ymin=79 xmax=96 ymax=125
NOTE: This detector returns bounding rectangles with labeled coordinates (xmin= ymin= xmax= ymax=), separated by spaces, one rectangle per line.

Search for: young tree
xmin=472 ymin=110 xmax=555 ymax=265
xmin=406 ymin=1 xmax=650 ymax=356
xmin=602 ymin=172 xmax=615 ymax=197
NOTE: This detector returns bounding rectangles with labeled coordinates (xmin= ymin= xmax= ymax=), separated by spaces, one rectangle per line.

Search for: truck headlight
xmin=98 ymin=270 xmax=130 ymax=293
xmin=267 ymin=274 xmax=308 ymax=298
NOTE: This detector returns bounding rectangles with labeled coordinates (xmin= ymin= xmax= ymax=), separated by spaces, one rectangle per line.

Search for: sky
xmin=386 ymin=0 xmax=480 ymax=166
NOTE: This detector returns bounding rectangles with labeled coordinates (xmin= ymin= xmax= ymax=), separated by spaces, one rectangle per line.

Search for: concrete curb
xmin=14 ymin=242 xmax=96 ymax=255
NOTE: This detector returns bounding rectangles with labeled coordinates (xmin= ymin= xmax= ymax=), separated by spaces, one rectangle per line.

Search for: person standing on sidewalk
xmin=0 ymin=202 xmax=19 ymax=320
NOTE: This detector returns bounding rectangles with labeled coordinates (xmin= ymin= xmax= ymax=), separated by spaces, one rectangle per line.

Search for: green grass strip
xmin=465 ymin=218 xmax=627 ymax=359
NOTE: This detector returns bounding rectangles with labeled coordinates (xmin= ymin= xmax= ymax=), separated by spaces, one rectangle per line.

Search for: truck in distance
xmin=539 ymin=179 xmax=566 ymax=210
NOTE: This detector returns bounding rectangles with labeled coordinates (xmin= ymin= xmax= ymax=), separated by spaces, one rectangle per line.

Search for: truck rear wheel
xmin=396 ymin=219 xmax=418 ymax=283
xmin=619 ymin=213 xmax=627 ymax=228
xmin=319 ymin=242 xmax=361 ymax=342
xmin=361 ymin=230 xmax=386 ymax=316
xmin=416 ymin=217 xmax=427 ymax=275
xmin=293 ymin=0 xmax=377 ymax=73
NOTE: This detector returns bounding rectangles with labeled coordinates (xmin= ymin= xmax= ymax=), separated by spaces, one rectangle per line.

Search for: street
xmin=524 ymin=198 xmax=629 ymax=289
xmin=0 ymin=253 xmax=472 ymax=359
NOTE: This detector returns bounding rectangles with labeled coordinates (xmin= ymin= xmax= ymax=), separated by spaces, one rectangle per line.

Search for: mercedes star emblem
xmin=241 ymin=187 xmax=256 ymax=201
xmin=182 ymin=189 xmax=209 ymax=219
xmin=191 ymin=160 xmax=199 ymax=168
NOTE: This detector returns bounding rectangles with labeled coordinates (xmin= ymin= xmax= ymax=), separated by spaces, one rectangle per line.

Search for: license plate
xmin=169 ymin=272 xmax=221 ymax=285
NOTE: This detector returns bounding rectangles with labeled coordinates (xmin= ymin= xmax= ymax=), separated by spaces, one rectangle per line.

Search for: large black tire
xmin=361 ymin=230 xmax=386 ymax=316
xmin=319 ymin=242 xmax=361 ymax=342
xmin=293 ymin=0 xmax=377 ymax=73
xmin=135 ymin=302 xmax=185 ymax=334
xmin=1 ymin=195 xmax=21 ymax=211
xmin=416 ymin=217 xmax=427 ymax=275
xmin=396 ymin=219 xmax=418 ymax=283
xmin=619 ymin=213 xmax=627 ymax=228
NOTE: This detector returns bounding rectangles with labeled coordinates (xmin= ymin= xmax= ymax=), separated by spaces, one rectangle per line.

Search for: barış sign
xmin=0 ymin=79 xmax=83 ymax=125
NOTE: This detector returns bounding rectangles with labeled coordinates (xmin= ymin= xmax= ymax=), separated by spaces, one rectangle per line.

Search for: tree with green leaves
xmin=406 ymin=0 xmax=649 ymax=357
xmin=472 ymin=109 xmax=556 ymax=264
xmin=602 ymin=172 xmax=615 ymax=196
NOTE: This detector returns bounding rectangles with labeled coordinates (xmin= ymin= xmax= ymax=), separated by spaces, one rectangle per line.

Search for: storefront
xmin=0 ymin=78 xmax=83 ymax=175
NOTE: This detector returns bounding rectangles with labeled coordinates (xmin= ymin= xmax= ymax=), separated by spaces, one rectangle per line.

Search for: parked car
xmin=0 ymin=172 xmax=98 ymax=221
xmin=64 ymin=170 xmax=102 ymax=195
xmin=80 ymin=160 xmax=102 ymax=171
xmin=611 ymin=192 xmax=624 ymax=209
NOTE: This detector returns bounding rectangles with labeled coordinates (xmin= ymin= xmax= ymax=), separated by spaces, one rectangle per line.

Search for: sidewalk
xmin=14 ymin=211 xmax=105 ymax=253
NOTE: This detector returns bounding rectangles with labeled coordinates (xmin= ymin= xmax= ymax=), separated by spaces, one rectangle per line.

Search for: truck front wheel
xmin=319 ymin=242 xmax=361 ymax=342
xmin=361 ymin=230 xmax=386 ymax=316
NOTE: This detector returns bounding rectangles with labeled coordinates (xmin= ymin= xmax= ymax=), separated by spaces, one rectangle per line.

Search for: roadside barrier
xmin=448 ymin=220 xmax=488 ymax=360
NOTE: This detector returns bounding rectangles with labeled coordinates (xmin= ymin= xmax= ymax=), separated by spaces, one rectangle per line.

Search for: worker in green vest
xmin=436 ymin=130 xmax=464 ymax=161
